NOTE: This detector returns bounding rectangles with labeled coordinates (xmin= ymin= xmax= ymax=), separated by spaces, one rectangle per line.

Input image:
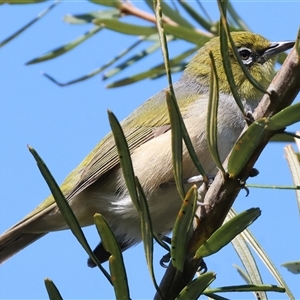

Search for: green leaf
xmin=171 ymin=185 xmax=198 ymax=272
xmin=26 ymin=26 xmax=102 ymax=64
xmin=218 ymin=1 xmax=268 ymax=97
xmin=154 ymin=0 xmax=186 ymax=199
xmin=28 ymin=146 xmax=111 ymax=283
xmin=152 ymin=0 xmax=194 ymax=29
xmin=176 ymin=272 xmax=216 ymax=300
xmin=228 ymin=119 xmax=268 ymax=178
xmin=108 ymin=256 xmax=130 ymax=300
xmin=108 ymin=110 xmax=139 ymax=209
xmin=178 ymin=0 xmax=215 ymax=33
xmin=44 ymin=278 xmax=63 ymax=300
xmin=108 ymin=110 xmax=162 ymax=296
xmin=107 ymin=63 xmax=186 ymax=87
xmin=154 ymin=1 xmax=207 ymax=194
xmin=164 ymin=24 xmax=210 ymax=45
xmin=233 ymin=264 xmax=252 ymax=284
xmin=207 ymin=51 xmax=225 ymax=176
xmin=226 ymin=209 xmax=295 ymax=299
xmin=296 ymin=26 xmax=300 ymax=57
xmin=108 ymin=109 xmax=162 ymax=295
xmin=0 ymin=1 xmax=59 ymax=48
xmin=103 ymin=39 xmax=163 ymax=80
xmin=270 ymin=133 xmax=295 ymax=142
xmin=89 ymin=0 xmax=121 ymax=9
xmin=63 ymin=9 xmax=120 ymax=24
xmin=153 ymin=0 xmax=172 ymax=88
xmin=204 ymin=284 xmax=285 ymax=294
xmin=227 ymin=211 xmax=266 ymax=300
xmin=218 ymin=3 xmax=244 ymax=114
xmin=150 ymin=63 xmax=186 ymax=80
xmin=195 ymin=208 xmax=261 ymax=258
xmin=166 ymin=90 xmax=185 ymax=199
xmin=150 ymin=3 xmax=209 ymax=185
xmin=94 ymin=214 xmax=130 ymax=300
xmin=202 ymin=294 xmax=229 ymax=300
xmin=135 ymin=177 xmax=162 ymax=297
xmin=93 ymin=214 xmax=123 ymax=262
xmin=44 ymin=36 xmax=147 ymax=87
xmin=93 ymin=18 xmax=157 ymax=35
xmin=107 ymin=66 xmax=166 ymax=87
xmin=268 ymin=102 xmax=300 ymax=131
xmin=106 ymin=46 xmax=197 ymax=87
xmin=284 ymin=145 xmax=300 ymax=222
xmin=282 ymin=261 xmax=300 ymax=274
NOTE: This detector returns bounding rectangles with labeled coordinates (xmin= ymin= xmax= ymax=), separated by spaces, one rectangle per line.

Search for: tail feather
xmin=0 ymin=229 xmax=47 ymax=264
xmin=0 ymin=200 xmax=61 ymax=264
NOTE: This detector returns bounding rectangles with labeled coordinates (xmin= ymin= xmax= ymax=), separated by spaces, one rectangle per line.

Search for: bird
xmin=0 ymin=32 xmax=294 ymax=266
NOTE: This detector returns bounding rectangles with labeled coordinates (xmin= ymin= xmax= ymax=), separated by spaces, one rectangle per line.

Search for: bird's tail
xmin=0 ymin=195 xmax=63 ymax=264
xmin=0 ymin=227 xmax=47 ymax=264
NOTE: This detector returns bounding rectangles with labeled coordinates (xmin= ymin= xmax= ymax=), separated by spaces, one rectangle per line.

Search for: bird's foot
xmin=160 ymin=252 xmax=171 ymax=268
xmin=197 ymin=259 xmax=208 ymax=274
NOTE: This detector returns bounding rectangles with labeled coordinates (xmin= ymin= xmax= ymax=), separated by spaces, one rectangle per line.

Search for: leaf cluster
xmin=2 ymin=0 xmax=288 ymax=88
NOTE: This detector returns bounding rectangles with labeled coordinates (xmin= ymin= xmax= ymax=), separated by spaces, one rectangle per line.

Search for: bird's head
xmin=185 ymin=32 xmax=294 ymax=101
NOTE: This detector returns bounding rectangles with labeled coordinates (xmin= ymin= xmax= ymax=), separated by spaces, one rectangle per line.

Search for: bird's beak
xmin=261 ymin=40 xmax=295 ymax=63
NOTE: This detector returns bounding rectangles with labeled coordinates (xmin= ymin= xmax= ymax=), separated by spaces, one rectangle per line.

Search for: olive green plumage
xmin=0 ymin=32 xmax=294 ymax=265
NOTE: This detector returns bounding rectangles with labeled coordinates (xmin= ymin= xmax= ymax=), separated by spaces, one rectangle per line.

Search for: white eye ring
xmin=239 ymin=49 xmax=251 ymax=60
xmin=238 ymin=47 xmax=253 ymax=66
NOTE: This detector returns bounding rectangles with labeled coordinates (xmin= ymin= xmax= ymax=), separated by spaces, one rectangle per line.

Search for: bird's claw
xmin=237 ymin=179 xmax=250 ymax=197
xmin=197 ymin=259 xmax=208 ymax=274
xmin=160 ymin=253 xmax=170 ymax=268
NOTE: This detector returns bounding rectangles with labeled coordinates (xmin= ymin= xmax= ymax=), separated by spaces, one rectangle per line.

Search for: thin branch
xmin=119 ymin=1 xmax=213 ymax=38
xmin=120 ymin=2 xmax=177 ymax=26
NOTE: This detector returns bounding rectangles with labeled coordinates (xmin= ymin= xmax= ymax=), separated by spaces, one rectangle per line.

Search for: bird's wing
xmin=18 ymin=89 xmax=173 ymax=222
xmin=13 ymin=85 xmax=198 ymax=227
xmin=68 ymin=83 xmax=199 ymax=199
xmin=67 ymin=122 xmax=171 ymax=199
xmin=66 ymin=91 xmax=174 ymax=199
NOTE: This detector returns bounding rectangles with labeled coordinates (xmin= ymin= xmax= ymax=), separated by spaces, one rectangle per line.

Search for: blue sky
xmin=1 ymin=1 xmax=300 ymax=299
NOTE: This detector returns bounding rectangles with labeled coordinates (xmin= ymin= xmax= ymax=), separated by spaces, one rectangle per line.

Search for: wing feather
xmin=15 ymin=82 xmax=200 ymax=224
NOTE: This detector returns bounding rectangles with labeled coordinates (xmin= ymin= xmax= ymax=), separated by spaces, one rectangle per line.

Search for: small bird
xmin=0 ymin=32 xmax=294 ymax=266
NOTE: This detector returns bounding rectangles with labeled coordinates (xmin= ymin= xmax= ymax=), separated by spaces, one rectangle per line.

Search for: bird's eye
xmin=239 ymin=49 xmax=251 ymax=60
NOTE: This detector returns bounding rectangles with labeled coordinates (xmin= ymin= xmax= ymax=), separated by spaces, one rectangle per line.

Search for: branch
xmin=119 ymin=1 xmax=213 ymax=38
xmin=120 ymin=2 xmax=177 ymax=26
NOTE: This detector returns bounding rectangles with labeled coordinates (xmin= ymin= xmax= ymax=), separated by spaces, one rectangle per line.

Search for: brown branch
xmin=119 ymin=1 xmax=214 ymax=38
xmin=154 ymin=47 xmax=300 ymax=300
xmin=120 ymin=2 xmax=178 ymax=27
